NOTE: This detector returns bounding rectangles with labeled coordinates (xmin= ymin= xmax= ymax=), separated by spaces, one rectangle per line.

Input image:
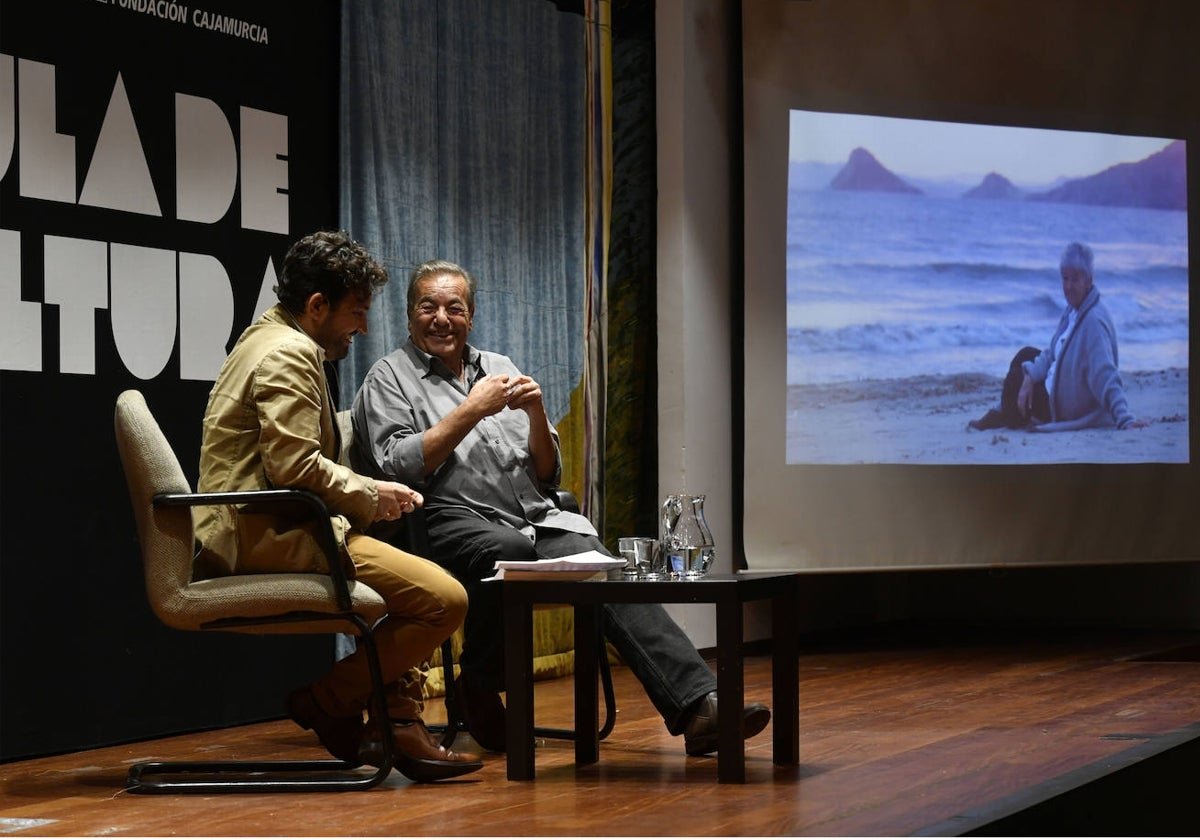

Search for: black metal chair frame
xmin=127 ymin=491 xmax=396 ymax=794
xmin=116 ymin=391 xmax=395 ymax=793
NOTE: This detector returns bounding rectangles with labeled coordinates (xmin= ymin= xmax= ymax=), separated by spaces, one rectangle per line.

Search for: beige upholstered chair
xmin=114 ymin=389 xmax=394 ymax=793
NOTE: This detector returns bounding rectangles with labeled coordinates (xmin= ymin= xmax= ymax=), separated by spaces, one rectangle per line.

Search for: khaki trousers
xmin=313 ymin=533 xmax=467 ymax=721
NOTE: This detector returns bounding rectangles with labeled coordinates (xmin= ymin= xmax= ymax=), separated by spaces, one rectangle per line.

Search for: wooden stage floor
xmin=4 ymin=628 xmax=1200 ymax=836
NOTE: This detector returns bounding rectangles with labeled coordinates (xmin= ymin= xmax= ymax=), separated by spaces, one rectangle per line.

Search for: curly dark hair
xmin=275 ymin=230 xmax=389 ymax=314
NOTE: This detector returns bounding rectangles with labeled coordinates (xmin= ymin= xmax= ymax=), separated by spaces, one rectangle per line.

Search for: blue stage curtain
xmin=338 ymin=0 xmax=589 ymax=436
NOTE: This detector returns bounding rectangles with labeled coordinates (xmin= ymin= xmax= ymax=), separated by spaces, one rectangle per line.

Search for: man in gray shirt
xmin=351 ymin=259 xmax=769 ymax=756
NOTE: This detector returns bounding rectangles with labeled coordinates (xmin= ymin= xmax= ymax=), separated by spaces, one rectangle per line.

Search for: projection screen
xmin=742 ymin=0 xmax=1198 ymax=572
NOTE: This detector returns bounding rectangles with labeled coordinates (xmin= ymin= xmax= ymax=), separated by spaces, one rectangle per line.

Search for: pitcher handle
xmin=661 ymin=495 xmax=681 ymax=545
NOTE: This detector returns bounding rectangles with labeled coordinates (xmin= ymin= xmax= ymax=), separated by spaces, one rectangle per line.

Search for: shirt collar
xmin=404 ymin=337 xmax=483 ymax=383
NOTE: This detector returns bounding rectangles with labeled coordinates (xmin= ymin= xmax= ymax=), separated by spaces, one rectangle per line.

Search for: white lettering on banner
xmin=252 ymin=256 xmax=281 ymax=325
xmin=102 ymin=2 xmax=271 ymax=45
xmin=44 ymin=236 xmax=108 ymax=376
xmin=240 ymin=107 xmax=288 ymax=234
xmin=18 ymin=60 xmax=76 ymax=204
xmin=111 ymin=243 xmax=177 ymax=380
xmin=193 ymin=10 xmax=269 ymax=45
xmin=0 ymin=52 xmax=294 ymax=380
xmin=78 ymin=74 xmax=162 ymax=216
xmin=178 ymin=251 xmax=235 ymax=381
xmin=7 ymin=56 xmax=288 ymax=224
xmin=0 ymin=230 xmax=41 ymax=372
xmin=114 ymin=0 xmax=190 ymax=25
xmin=176 ymin=94 xmax=238 ymax=224
xmin=0 ymin=232 xmax=271 ymax=380
xmin=0 ymin=56 xmax=12 ymax=183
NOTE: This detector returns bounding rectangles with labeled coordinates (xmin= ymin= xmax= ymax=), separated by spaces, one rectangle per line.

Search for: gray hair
xmin=1060 ymin=242 xmax=1094 ymax=280
xmin=407 ymin=259 xmax=477 ymax=315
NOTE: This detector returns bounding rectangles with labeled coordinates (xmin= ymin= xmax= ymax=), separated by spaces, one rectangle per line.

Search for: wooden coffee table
xmin=502 ymin=572 xmax=800 ymax=783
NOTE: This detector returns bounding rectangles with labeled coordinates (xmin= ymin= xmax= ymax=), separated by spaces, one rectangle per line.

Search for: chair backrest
xmin=114 ymin=389 xmax=199 ymax=630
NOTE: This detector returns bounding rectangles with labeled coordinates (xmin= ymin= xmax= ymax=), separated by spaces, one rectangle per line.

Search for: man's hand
xmin=504 ymin=374 xmax=545 ymax=415
xmin=423 ymin=371 xmax=552 ymax=481
xmin=465 ymin=374 xmax=515 ymax=419
xmin=375 ymin=481 xmax=424 ymax=522
xmin=420 ymin=374 xmax=518 ymax=478
xmin=1017 ymin=373 xmax=1034 ymax=418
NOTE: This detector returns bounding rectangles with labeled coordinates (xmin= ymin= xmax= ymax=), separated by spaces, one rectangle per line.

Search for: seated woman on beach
xmin=969 ymin=241 xmax=1148 ymax=432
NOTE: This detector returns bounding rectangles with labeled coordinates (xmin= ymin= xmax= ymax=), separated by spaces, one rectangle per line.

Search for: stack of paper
xmin=487 ymin=550 xmax=626 ymax=581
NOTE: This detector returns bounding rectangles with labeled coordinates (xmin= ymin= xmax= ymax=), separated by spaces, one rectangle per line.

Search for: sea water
xmin=785 ymin=189 xmax=1189 ymax=387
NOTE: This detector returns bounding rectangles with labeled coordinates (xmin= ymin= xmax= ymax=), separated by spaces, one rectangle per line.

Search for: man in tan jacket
xmin=195 ymin=230 xmax=480 ymax=783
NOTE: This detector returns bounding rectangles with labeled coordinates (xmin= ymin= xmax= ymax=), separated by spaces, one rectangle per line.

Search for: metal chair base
xmin=126 ymin=758 xmax=390 ymax=794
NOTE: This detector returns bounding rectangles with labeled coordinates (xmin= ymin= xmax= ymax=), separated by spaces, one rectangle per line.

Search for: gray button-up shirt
xmin=350 ymin=338 xmax=595 ymax=541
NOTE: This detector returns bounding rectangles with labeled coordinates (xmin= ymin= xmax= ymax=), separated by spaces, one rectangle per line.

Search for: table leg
xmin=715 ymin=598 xmax=746 ymax=783
xmin=574 ymin=603 xmax=600 ymax=765
xmin=772 ymin=582 xmax=800 ymax=766
xmin=504 ymin=595 xmax=536 ymax=781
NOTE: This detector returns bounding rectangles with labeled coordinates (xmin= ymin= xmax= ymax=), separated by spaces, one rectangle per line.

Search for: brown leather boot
xmin=285 ymin=685 xmax=364 ymax=766
xmin=360 ymin=717 xmax=483 ymax=782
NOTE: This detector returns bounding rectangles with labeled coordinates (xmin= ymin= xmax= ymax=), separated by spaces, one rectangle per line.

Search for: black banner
xmin=0 ymin=0 xmax=339 ymax=759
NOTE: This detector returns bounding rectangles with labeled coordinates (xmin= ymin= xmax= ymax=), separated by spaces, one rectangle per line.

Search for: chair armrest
xmin=548 ymin=487 xmax=580 ymax=514
xmin=153 ymin=488 xmax=352 ymax=611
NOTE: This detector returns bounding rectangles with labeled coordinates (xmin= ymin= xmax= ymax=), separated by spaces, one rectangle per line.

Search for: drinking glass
xmin=617 ymin=537 xmax=664 ymax=580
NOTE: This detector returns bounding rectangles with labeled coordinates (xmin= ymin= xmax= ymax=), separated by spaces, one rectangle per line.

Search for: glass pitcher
xmin=661 ymin=493 xmax=715 ymax=579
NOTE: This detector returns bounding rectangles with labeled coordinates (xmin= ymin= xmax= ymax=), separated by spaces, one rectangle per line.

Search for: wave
xmin=787 ymin=255 xmax=1186 ymax=286
xmin=787 ymin=299 xmax=1189 ymax=385
xmin=790 ymin=320 xmax=1042 ymax=355
xmin=789 ymin=315 xmax=1187 ymax=355
xmin=784 ymin=189 xmax=1189 ymax=383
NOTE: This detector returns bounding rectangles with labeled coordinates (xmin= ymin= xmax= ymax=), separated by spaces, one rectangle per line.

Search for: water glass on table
xmin=617 ymin=537 xmax=665 ymax=580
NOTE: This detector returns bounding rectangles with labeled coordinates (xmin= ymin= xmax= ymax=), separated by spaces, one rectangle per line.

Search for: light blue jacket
xmin=1021 ymin=286 xmax=1135 ymax=431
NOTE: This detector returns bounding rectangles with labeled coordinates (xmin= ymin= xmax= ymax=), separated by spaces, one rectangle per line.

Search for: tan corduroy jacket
xmin=193 ymin=304 xmax=378 ymax=578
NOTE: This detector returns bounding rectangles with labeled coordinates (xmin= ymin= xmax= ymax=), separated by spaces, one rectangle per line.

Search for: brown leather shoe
xmin=285 ymin=685 xmax=364 ymax=766
xmin=365 ymin=718 xmax=482 ymax=782
xmin=448 ymin=675 xmax=507 ymax=753
xmin=683 ymin=690 xmax=771 ymax=756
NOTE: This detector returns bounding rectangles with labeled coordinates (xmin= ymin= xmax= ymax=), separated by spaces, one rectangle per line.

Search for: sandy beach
xmin=787 ymin=367 xmax=1189 ymax=465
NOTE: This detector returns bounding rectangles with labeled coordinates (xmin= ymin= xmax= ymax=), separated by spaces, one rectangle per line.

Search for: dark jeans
xmin=425 ymin=506 xmax=717 ymax=734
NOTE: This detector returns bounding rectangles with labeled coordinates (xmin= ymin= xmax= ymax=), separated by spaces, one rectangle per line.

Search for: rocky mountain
xmin=1026 ymin=139 xmax=1186 ymax=211
xmin=809 ymin=140 xmax=1185 ymax=210
xmin=829 ymin=147 xmax=922 ymax=194
xmin=963 ymin=172 xmax=1024 ymax=200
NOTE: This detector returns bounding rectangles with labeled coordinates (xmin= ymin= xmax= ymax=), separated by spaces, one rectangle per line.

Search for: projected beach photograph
xmin=787 ymin=110 xmax=1189 ymax=465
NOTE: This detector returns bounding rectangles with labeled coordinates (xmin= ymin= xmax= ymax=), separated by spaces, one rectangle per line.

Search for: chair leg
xmin=597 ymin=646 xmax=617 ymax=740
xmin=126 ymin=617 xmax=394 ymax=794
xmin=532 ymin=635 xmax=617 ymax=743
xmin=432 ymin=637 xmax=466 ymax=748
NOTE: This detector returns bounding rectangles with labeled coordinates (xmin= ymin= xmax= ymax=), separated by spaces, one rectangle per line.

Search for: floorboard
xmin=3 ymin=627 xmax=1200 ymax=836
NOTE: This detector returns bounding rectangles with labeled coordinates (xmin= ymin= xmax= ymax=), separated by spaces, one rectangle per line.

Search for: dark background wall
xmin=0 ymin=0 xmax=341 ymax=760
